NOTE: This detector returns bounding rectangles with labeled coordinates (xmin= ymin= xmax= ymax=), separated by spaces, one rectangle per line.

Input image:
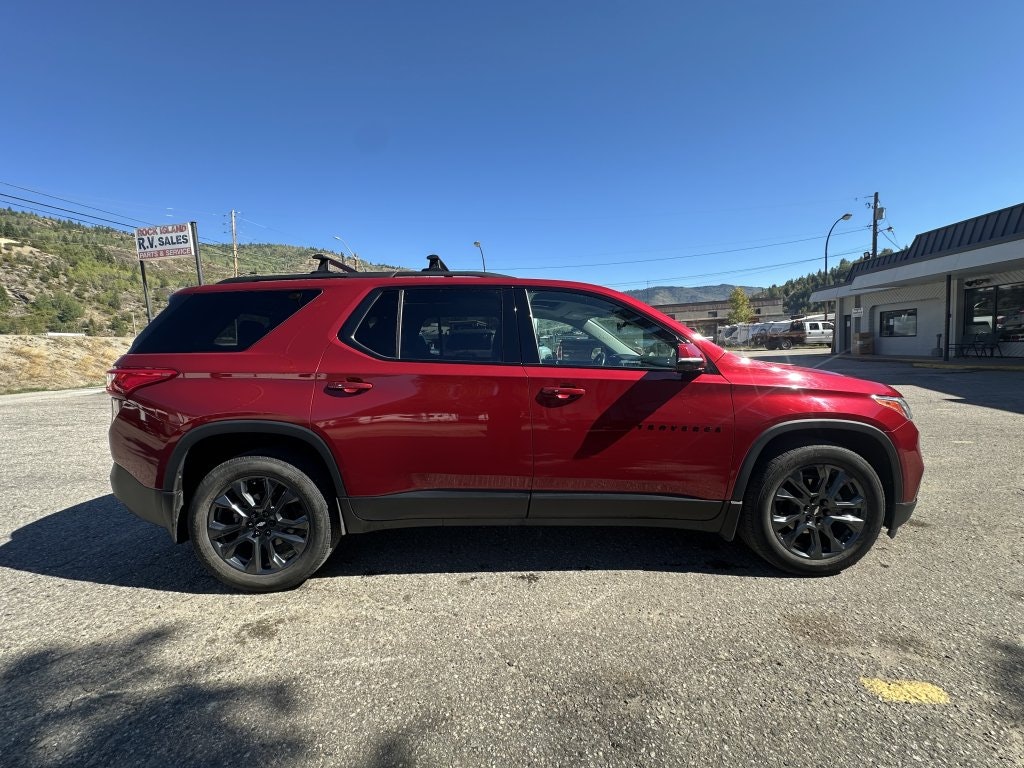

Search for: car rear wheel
xmin=188 ymin=456 xmax=334 ymax=592
xmin=779 ymin=337 xmax=794 ymax=350
xmin=738 ymin=445 xmax=884 ymax=576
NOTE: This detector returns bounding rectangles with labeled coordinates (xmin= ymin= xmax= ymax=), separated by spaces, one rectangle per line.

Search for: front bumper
xmin=887 ymin=498 xmax=918 ymax=538
xmin=110 ymin=463 xmax=178 ymax=540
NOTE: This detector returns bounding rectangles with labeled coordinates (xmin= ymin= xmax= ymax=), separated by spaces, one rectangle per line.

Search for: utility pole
xmin=230 ymin=211 xmax=239 ymax=278
xmin=871 ymin=192 xmax=880 ymax=259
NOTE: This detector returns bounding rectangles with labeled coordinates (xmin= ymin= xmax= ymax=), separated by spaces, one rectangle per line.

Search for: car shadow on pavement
xmin=0 ymin=625 xmax=313 ymax=768
xmin=0 ymin=496 xmax=781 ymax=592
xmin=991 ymin=640 xmax=1024 ymax=724
xmin=0 ymin=494 xmax=227 ymax=594
xmin=317 ymin=525 xmax=781 ymax=581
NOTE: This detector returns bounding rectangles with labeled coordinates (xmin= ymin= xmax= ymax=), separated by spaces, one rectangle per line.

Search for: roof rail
xmin=216 ymin=253 xmax=510 ymax=284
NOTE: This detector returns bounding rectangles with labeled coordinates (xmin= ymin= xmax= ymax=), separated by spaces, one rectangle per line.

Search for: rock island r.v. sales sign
xmin=135 ymin=222 xmax=196 ymax=261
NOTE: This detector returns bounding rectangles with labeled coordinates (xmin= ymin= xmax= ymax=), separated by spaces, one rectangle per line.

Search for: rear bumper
xmin=110 ymin=463 xmax=177 ymax=540
xmin=887 ymin=498 xmax=917 ymax=538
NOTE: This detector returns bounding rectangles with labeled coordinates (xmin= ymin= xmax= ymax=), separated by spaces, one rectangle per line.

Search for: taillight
xmin=106 ymin=368 xmax=178 ymax=396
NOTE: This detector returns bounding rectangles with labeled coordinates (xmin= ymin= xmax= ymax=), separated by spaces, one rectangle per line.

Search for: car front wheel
xmin=739 ymin=445 xmax=884 ymax=576
xmin=188 ymin=456 xmax=334 ymax=592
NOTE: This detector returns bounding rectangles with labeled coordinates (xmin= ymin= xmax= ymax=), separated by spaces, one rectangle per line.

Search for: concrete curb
xmin=839 ymin=355 xmax=1024 ymax=372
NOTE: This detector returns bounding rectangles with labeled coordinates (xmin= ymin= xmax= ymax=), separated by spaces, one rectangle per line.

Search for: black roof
xmin=218 ymin=269 xmax=508 ymax=284
xmin=218 ymin=253 xmax=509 ymax=284
xmin=843 ymin=202 xmax=1024 ymax=284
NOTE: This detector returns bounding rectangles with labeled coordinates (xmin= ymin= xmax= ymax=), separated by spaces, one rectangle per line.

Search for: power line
xmin=606 ymin=246 xmax=869 ymax=289
xmin=0 ymin=191 xmax=237 ymax=256
xmin=0 ymin=180 xmax=156 ymax=226
xmin=0 ymin=201 xmax=137 ymax=234
xmin=0 ymin=179 xmax=226 ymax=224
xmin=0 ymin=193 xmax=139 ymax=230
xmin=500 ymin=228 xmax=869 ymax=272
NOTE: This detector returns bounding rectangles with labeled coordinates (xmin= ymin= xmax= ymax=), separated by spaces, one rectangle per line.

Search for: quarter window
xmin=352 ymin=290 xmax=398 ymax=357
xmin=130 ymin=289 xmax=321 ymax=354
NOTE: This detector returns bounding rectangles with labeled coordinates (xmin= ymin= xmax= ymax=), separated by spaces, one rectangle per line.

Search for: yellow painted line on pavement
xmin=860 ymin=677 xmax=950 ymax=704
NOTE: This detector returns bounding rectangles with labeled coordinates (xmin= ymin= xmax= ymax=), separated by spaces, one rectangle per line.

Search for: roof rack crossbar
xmin=423 ymin=254 xmax=450 ymax=272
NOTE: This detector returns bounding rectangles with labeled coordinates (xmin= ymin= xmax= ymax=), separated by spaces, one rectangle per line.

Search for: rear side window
xmin=129 ymin=289 xmax=321 ymax=353
xmin=347 ymin=287 xmax=504 ymax=362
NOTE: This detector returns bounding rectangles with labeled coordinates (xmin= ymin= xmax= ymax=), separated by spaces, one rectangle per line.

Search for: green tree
xmin=727 ymin=286 xmax=755 ymax=324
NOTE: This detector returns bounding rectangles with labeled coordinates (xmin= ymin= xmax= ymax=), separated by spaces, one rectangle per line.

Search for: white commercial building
xmin=810 ymin=202 xmax=1024 ymax=359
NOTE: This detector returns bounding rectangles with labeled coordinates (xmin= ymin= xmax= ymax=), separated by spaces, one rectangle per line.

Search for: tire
xmin=779 ymin=337 xmax=794 ymax=350
xmin=188 ymin=455 xmax=334 ymax=592
xmin=738 ymin=445 xmax=884 ymax=576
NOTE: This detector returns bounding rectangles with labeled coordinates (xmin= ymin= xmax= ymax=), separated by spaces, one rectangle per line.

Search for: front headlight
xmin=872 ymin=394 xmax=913 ymax=421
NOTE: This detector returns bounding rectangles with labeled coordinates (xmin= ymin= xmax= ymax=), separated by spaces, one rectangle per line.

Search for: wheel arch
xmin=724 ymin=420 xmax=902 ymax=539
xmin=165 ymin=421 xmax=347 ymax=544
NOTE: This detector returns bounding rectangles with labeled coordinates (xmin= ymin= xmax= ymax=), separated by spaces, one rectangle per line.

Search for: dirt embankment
xmin=0 ymin=335 xmax=132 ymax=395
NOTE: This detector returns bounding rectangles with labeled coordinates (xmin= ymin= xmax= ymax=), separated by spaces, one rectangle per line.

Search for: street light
xmin=473 ymin=241 xmax=487 ymax=271
xmin=824 ymin=213 xmax=852 ymax=324
xmin=333 ymin=235 xmax=355 ymax=269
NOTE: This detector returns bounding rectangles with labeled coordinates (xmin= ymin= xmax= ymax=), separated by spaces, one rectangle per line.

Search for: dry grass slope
xmin=0 ymin=335 xmax=131 ymax=395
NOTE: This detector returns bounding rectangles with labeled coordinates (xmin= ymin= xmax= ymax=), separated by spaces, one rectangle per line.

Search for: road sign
xmin=134 ymin=221 xmax=204 ymax=323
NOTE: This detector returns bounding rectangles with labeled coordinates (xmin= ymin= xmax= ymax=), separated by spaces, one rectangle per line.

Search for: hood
xmin=714 ymin=352 xmax=902 ymax=398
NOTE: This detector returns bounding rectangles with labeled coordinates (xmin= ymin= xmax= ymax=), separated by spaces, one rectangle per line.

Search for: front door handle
xmin=540 ymin=386 xmax=586 ymax=401
xmin=326 ymin=380 xmax=374 ymax=394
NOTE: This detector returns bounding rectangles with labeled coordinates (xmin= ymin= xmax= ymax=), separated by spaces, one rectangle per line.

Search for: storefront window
xmin=880 ymin=308 xmax=917 ymax=337
xmin=965 ymin=283 xmax=1024 ymax=342
xmin=996 ymin=282 xmax=1024 ymax=342
xmin=964 ymin=287 xmax=995 ymax=335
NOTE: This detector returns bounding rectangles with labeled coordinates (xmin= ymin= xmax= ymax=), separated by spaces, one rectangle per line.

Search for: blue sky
xmin=4 ymin=1 xmax=1023 ymax=290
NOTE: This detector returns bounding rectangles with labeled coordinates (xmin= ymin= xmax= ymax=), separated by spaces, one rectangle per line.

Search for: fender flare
xmin=721 ymin=419 xmax=904 ymax=540
xmin=164 ymin=419 xmax=348 ymax=497
xmin=163 ymin=421 xmax=349 ymax=543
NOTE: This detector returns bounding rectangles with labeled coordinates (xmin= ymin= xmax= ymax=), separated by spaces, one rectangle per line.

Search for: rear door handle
xmin=540 ymin=386 xmax=586 ymax=400
xmin=326 ymin=380 xmax=374 ymax=394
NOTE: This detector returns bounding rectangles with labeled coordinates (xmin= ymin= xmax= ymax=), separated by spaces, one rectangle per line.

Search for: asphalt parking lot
xmin=1 ymin=355 xmax=1021 ymax=768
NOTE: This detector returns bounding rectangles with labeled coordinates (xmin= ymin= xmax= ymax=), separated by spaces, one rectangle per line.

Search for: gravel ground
xmin=0 ymin=356 xmax=1021 ymax=768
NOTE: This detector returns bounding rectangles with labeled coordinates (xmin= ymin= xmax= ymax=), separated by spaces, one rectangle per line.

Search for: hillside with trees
xmin=0 ymin=209 xmax=403 ymax=335
xmin=625 ymin=284 xmax=762 ymax=306
xmin=757 ymin=250 xmax=892 ymax=316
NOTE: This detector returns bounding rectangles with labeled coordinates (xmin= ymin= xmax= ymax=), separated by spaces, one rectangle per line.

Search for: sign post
xmin=139 ymin=261 xmax=154 ymax=322
xmin=189 ymin=221 xmax=204 ymax=285
xmin=134 ymin=221 xmax=203 ymax=321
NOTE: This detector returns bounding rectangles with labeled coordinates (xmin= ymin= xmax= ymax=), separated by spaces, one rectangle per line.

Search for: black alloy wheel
xmin=189 ymin=456 xmax=334 ymax=592
xmin=207 ymin=476 xmax=310 ymax=575
xmin=739 ymin=444 xmax=884 ymax=576
xmin=769 ymin=464 xmax=866 ymax=560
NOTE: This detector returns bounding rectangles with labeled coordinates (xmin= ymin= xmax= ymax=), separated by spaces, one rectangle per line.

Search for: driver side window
xmin=526 ymin=289 xmax=679 ymax=369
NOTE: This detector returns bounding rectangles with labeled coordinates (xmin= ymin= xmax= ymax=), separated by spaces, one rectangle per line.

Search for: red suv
xmin=107 ymin=257 xmax=923 ymax=592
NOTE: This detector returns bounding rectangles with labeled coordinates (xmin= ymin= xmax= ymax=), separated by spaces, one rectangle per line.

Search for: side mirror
xmin=676 ymin=342 xmax=706 ymax=374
